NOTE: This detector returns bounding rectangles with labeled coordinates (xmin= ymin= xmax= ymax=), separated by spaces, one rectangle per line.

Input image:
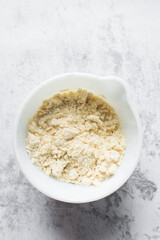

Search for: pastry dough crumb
xmin=26 ymin=89 xmax=126 ymax=185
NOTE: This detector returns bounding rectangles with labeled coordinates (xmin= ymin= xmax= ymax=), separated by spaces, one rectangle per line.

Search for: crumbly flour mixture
xmin=26 ymin=89 xmax=126 ymax=185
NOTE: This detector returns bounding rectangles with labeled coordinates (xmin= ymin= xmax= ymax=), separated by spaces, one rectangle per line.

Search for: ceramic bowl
xmin=13 ymin=73 xmax=142 ymax=203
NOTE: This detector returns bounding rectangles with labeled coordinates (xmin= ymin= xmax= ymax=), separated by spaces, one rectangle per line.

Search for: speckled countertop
xmin=0 ymin=0 xmax=160 ymax=239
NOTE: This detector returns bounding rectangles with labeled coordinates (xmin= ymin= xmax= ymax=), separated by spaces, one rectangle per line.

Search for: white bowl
xmin=13 ymin=73 xmax=143 ymax=203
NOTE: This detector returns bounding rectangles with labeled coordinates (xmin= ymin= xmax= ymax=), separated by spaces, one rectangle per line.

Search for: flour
xmin=26 ymin=89 xmax=126 ymax=185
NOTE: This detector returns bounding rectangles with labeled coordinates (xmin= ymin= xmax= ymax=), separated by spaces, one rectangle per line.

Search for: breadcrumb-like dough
xmin=26 ymin=89 xmax=126 ymax=185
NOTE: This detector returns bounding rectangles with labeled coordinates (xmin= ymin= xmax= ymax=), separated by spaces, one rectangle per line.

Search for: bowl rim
xmin=13 ymin=72 xmax=143 ymax=203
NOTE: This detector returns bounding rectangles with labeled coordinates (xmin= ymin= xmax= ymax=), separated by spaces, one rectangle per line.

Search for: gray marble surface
xmin=0 ymin=0 xmax=160 ymax=239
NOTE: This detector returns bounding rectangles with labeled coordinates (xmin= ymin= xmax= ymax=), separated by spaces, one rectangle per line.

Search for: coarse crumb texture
xmin=26 ymin=89 xmax=126 ymax=186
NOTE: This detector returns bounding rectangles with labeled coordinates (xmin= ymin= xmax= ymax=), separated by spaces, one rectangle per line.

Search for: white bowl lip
xmin=13 ymin=72 xmax=143 ymax=204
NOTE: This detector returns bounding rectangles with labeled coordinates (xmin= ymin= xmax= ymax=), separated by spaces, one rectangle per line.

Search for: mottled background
xmin=0 ymin=0 xmax=160 ymax=239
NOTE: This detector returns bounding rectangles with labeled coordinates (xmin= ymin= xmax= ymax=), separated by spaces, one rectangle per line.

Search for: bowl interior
xmin=14 ymin=74 xmax=141 ymax=203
